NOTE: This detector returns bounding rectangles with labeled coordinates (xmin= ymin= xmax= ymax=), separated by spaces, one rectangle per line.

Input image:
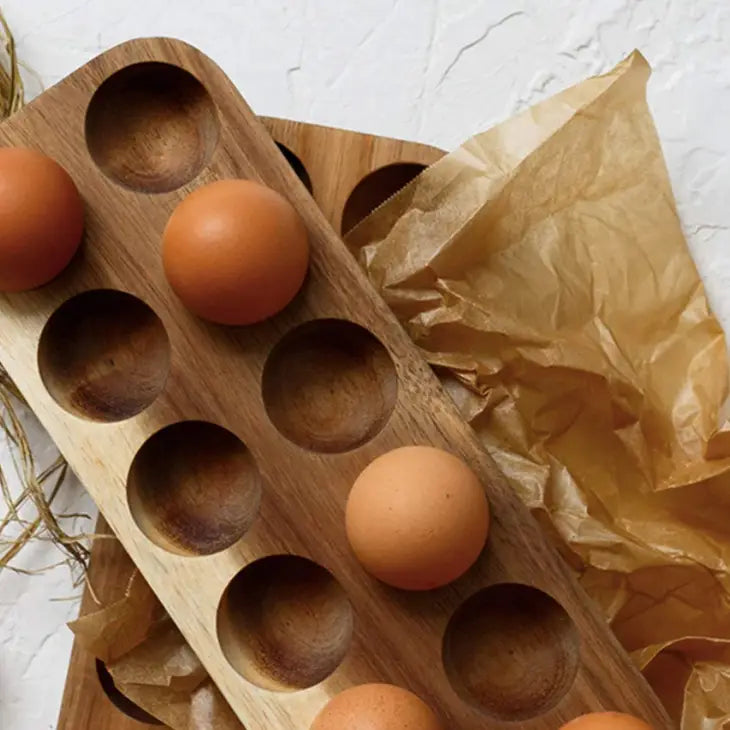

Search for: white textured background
xmin=0 ymin=1 xmax=728 ymax=728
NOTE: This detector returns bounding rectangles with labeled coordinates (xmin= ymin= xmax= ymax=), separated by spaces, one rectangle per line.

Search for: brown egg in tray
xmin=0 ymin=38 xmax=671 ymax=729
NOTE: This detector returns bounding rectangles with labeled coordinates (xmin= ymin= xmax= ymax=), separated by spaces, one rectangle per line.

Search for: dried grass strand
xmin=0 ymin=10 xmax=23 ymax=117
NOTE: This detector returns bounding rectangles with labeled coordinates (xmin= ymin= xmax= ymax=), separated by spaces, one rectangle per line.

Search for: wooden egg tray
xmin=0 ymin=37 xmax=671 ymax=730
xmin=57 ymin=116 xmax=446 ymax=730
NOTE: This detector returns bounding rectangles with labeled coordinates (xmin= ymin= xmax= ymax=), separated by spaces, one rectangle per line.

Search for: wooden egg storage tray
xmin=0 ymin=38 xmax=670 ymax=730
xmin=57 ymin=116 xmax=446 ymax=730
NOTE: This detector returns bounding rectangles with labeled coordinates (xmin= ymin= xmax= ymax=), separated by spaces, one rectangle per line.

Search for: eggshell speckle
xmin=162 ymin=179 xmax=309 ymax=325
xmin=560 ymin=712 xmax=654 ymax=730
xmin=311 ymin=683 xmax=443 ymax=730
xmin=345 ymin=445 xmax=489 ymax=590
xmin=0 ymin=147 xmax=84 ymax=292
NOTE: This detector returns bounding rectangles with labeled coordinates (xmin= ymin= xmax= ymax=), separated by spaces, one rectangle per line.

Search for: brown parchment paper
xmin=346 ymin=50 xmax=730 ymax=730
xmin=69 ymin=572 xmax=244 ymax=729
xmin=71 ymin=52 xmax=730 ymax=729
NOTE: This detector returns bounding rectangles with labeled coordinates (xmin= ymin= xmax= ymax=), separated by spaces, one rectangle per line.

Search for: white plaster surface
xmin=0 ymin=1 xmax=728 ymax=728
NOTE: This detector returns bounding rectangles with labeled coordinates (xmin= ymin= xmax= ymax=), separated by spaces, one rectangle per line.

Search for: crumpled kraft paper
xmin=346 ymin=50 xmax=730 ymax=729
xmin=70 ymin=571 xmax=244 ymax=729
xmin=71 ymin=52 xmax=730 ymax=729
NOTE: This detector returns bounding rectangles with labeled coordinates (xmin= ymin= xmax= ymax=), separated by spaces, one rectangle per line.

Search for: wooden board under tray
xmin=0 ymin=37 xmax=672 ymax=730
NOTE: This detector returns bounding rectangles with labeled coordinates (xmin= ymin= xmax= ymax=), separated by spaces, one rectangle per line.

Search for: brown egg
xmin=561 ymin=712 xmax=654 ymax=730
xmin=311 ymin=683 xmax=443 ymax=730
xmin=162 ymin=179 xmax=309 ymax=325
xmin=0 ymin=147 xmax=84 ymax=292
xmin=345 ymin=445 xmax=489 ymax=590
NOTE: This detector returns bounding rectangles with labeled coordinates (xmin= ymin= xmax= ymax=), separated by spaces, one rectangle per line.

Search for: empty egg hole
xmin=217 ymin=555 xmax=353 ymax=691
xmin=38 ymin=290 xmax=170 ymax=423
xmin=262 ymin=319 xmax=397 ymax=453
xmin=341 ymin=162 xmax=426 ymax=235
xmin=443 ymin=583 xmax=580 ymax=722
xmin=96 ymin=659 xmax=163 ymax=725
xmin=127 ymin=421 xmax=261 ymax=556
xmin=276 ymin=142 xmax=313 ymax=193
xmin=85 ymin=62 xmax=219 ymax=193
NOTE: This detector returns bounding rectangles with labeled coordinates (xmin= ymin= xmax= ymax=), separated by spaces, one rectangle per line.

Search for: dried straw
xmin=0 ymin=11 xmax=23 ymax=117
xmin=0 ymin=10 xmax=90 ymax=581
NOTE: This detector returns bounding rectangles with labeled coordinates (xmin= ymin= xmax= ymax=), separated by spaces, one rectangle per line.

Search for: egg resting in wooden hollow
xmin=162 ymin=179 xmax=310 ymax=325
xmin=310 ymin=683 xmax=444 ymax=730
xmin=345 ymin=446 xmax=490 ymax=590
xmin=561 ymin=713 xmax=654 ymax=730
xmin=0 ymin=147 xmax=84 ymax=292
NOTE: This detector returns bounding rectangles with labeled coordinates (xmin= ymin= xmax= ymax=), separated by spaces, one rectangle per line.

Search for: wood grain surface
xmin=57 ymin=114 xmax=444 ymax=730
xmin=0 ymin=37 xmax=672 ymax=729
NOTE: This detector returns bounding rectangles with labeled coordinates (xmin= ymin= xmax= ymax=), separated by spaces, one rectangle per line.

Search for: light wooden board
xmin=0 ymin=37 xmax=671 ymax=730
xmin=57 ymin=116 xmax=446 ymax=730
